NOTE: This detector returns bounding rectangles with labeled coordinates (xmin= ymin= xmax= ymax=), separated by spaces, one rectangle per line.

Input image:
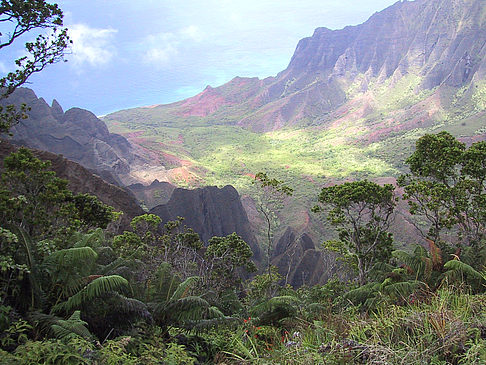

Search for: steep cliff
xmin=2 ymin=88 xmax=154 ymax=185
xmin=271 ymin=227 xmax=347 ymax=287
xmin=128 ymin=179 xmax=176 ymax=210
xmin=0 ymin=139 xmax=144 ymax=228
xmin=106 ymin=0 xmax=486 ymax=134
xmin=150 ymin=185 xmax=261 ymax=260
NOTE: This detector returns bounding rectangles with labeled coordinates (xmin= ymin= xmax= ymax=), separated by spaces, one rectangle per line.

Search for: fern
xmin=344 ymin=282 xmax=381 ymax=306
xmin=71 ymin=228 xmax=105 ymax=249
xmin=30 ymin=311 xmax=93 ymax=340
xmin=52 ymin=275 xmax=128 ymax=313
xmin=170 ymin=276 xmax=199 ymax=301
xmin=51 ymin=311 xmax=92 ymax=340
xmin=250 ymin=295 xmax=300 ymax=325
xmin=443 ymin=259 xmax=485 ymax=286
xmin=381 ymin=280 xmax=423 ymax=299
xmin=46 ymin=247 xmax=98 ymax=266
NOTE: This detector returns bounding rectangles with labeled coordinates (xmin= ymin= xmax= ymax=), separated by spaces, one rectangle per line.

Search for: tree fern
xmin=250 ymin=295 xmax=300 ymax=325
xmin=161 ymin=296 xmax=210 ymax=322
xmin=30 ymin=311 xmax=93 ymax=340
xmin=46 ymin=247 xmax=98 ymax=267
xmin=108 ymin=293 xmax=151 ymax=320
xmin=71 ymin=228 xmax=105 ymax=249
xmin=51 ymin=311 xmax=93 ymax=340
xmin=170 ymin=276 xmax=199 ymax=302
xmin=443 ymin=259 xmax=485 ymax=292
xmin=381 ymin=280 xmax=423 ymax=300
xmin=52 ymin=275 xmax=128 ymax=313
xmin=344 ymin=282 xmax=381 ymax=306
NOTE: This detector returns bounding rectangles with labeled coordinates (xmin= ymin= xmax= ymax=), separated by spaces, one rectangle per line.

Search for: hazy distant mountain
xmin=102 ymin=0 xmax=486 ymax=251
xmin=2 ymin=88 xmax=176 ymax=186
xmin=106 ymin=0 xmax=486 ymax=136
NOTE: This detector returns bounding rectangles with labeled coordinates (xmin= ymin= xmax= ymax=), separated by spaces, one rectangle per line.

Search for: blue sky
xmin=1 ymin=0 xmax=399 ymax=115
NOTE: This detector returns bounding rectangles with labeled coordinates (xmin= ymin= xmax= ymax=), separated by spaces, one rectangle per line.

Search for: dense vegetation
xmin=1 ymin=2 xmax=485 ymax=364
xmin=0 ymin=132 xmax=485 ymax=364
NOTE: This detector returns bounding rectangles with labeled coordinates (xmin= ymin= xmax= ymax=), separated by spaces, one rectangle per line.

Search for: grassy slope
xmin=103 ymin=71 xmax=486 ymax=244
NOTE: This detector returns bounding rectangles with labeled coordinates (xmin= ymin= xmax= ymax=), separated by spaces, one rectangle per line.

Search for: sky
xmin=1 ymin=0 xmax=400 ymax=116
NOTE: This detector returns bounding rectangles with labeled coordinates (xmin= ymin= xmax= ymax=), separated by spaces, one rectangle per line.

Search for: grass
xmin=211 ymin=287 xmax=486 ymax=364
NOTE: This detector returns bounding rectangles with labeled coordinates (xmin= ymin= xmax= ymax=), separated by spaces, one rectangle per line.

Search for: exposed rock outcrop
xmin=127 ymin=179 xmax=176 ymax=210
xmin=0 ymin=139 xmax=144 ymax=229
xmin=106 ymin=0 xmax=486 ymax=132
xmin=3 ymin=88 xmax=147 ymax=185
xmin=150 ymin=185 xmax=261 ymax=260
xmin=271 ymin=227 xmax=347 ymax=287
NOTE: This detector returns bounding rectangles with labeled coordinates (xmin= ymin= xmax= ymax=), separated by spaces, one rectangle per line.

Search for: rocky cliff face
xmin=279 ymin=0 xmax=486 ymax=93
xmin=150 ymin=185 xmax=261 ymax=260
xmin=271 ymin=227 xmax=347 ymax=287
xmin=3 ymin=88 xmax=150 ymax=185
xmin=107 ymin=0 xmax=486 ymax=133
xmin=128 ymin=179 xmax=176 ymax=210
xmin=0 ymin=140 xmax=144 ymax=229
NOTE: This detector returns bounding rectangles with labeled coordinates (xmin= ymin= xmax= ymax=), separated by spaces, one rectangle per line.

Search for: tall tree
xmin=0 ymin=0 xmax=71 ymax=133
xmin=399 ymin=132 xmax=486 ymax=268
xmin=252 ymin=172 xmax=293 ymax=275
xmin=314 ymin=180 xmax=396 ymax=285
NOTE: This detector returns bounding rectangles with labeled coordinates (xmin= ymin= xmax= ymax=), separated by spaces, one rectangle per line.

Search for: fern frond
xmin=152 ymin=262 xmax=181 ymax=302
xmin=72 ymin=228 xmax=105 ymax=249
xmin=109 ymin=292 xmax=152 ymax=320
xmin=53 ymin=275 xmax=128 ymax=313
xmin=382 ymin=280 xmax=423 ymax=298
xmin=51 ymin=310 xmax=92 ymax=340
xmin=344 ymin=282 xmax=381 ymax=305
xmin=170 ymin=276 xmax=200 ymax=301
xmin=207 ymin=306 xmax=225 ymax=319
xmin=46 ymin=247 xmax=98 ymax=266
xmin=443 ymin=260 xmax=484 ymax=282
xmin=30 ymin=312 xmax=61 ymax=336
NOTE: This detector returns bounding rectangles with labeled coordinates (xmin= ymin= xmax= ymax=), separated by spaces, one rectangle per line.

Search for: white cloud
xmin=68 ymin=24 xmax=118 ymax=67
xmin=146 ymin=43 xmax=178 ymax=64
xmin=0 ymin=61 xmax=9 ymax=74
xmin=181 ymin=25 xmax=204 ymax=42
xmin=143 ymin=25 xmax=204 ymax=67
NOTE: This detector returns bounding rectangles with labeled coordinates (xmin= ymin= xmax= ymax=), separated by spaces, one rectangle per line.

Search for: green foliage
xmin=406 ymin=131 xmax=465 ymax=182
xmin=315 ymin=180 xmax=396 ymax=284
xmin=162 ymin=343 xmax=196 ymax=365
xmin=98 ymin=337 xmax=137 ymax=365
xmin=50 ymin=310 xmax=92 ymax=340
xmin=148 ymin=263 xmax=224 ymax=332
xmin=205 ymin=233 xmax=256 ymax=292
xmin=400 ymin=132 xmax=486 ymax=254
xmin=250 ymin=295 xmax=300 ymax=326
xmin=53 ymin=275 xmax=129 ymax=313
xmin=72 ymin=193 xmax=115 ymax=229
xmin=0 ymin=148 xmax=74 ymax=238
xmin=246 ymin=266 xmax=282 ymax=304
xmin=253 ymin=172 xmax=293 ymax=274
xmin=12 ymin=338 xmax=91 ymax=365
xmin=443 ymin=259 xmax=486 ymax=292
xmin=130 ymin=213 xmax=161 ymax=233
xmin=0 ymin=0 xmax=71 ymax=133
xmin=0 ymin=318 xmax=31 ymax=351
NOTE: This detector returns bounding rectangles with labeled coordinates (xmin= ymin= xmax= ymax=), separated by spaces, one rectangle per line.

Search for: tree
xmin=204 ymin=233 xmax=256 ymax=293
xmin=399 ymin=132 xmax=486 ymax=267
xmin=0 ymin=149 xmax=122 ymax=317
xmin=0 ymin=0 xmax=71 ymax=133
xmin=313 ymin=180 xmax=396 ymax=285
xmin=252 ymin=172 xmax=293 ymax=276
